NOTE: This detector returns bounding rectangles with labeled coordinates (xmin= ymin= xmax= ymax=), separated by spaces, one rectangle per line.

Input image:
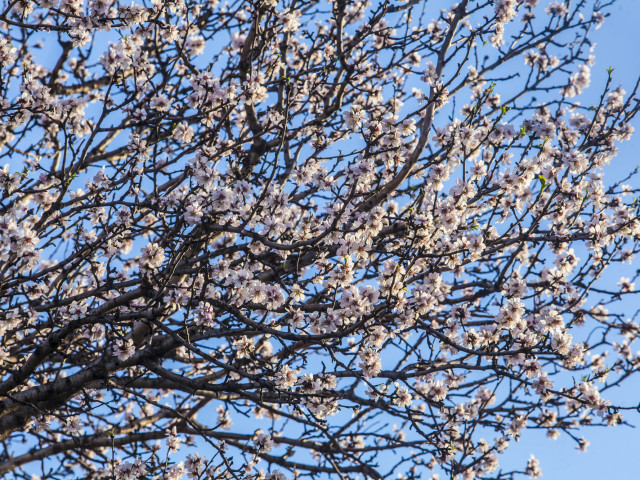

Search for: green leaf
xmin=537 ymin=174 xmax=547 ymax=194
xmin=537 ymin=137 xmax=549 ymax=149
xmin=500 ymin=105 xmax=510 ymax=115
xmin=606 ymin=66 xmax=614 ymax=75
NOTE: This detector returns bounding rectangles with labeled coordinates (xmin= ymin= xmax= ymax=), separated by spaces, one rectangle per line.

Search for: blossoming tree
xmin=1 ymin=0 xmax=639 ymax=479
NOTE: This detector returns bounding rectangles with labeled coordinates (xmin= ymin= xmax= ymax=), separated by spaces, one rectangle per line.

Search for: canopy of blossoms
xmin=0 ymin=0 xmax=639 ymax=479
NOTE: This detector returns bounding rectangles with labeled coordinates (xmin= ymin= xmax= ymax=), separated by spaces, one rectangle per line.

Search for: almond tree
xmin=1 ymin=0 xmax=639 ymax=479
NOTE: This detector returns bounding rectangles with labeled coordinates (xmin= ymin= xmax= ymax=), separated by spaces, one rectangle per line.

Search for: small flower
xmin=185 ymin=453 xmax=206 ymax=478
xmin=254 ymin=432 xmax=274 ymax=452
xmin=114 ymin=338 xmax=135 ymax=362
xmin=140 ymin=242 xmax=165 ymax=272
xmin=393 ymin=385 xmax=413 ymax=408
xmin=274 ymin=365 xmax=298 ymax=389
xmin=526 ymin=454 xmax=542 ymax=478
xmin=63 ymin=416 xmax=83 ymax=435
xmin=617 ymin=277 xmax=635 ymax=293
xmin=279 ymin=9 xmax=301 ymax=32
xmin=172 ymin=122 xmax=194 ymax=144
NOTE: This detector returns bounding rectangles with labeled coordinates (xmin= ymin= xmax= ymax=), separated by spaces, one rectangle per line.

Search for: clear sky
xmin=499 ymin=1 xmax=640 ymax=478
